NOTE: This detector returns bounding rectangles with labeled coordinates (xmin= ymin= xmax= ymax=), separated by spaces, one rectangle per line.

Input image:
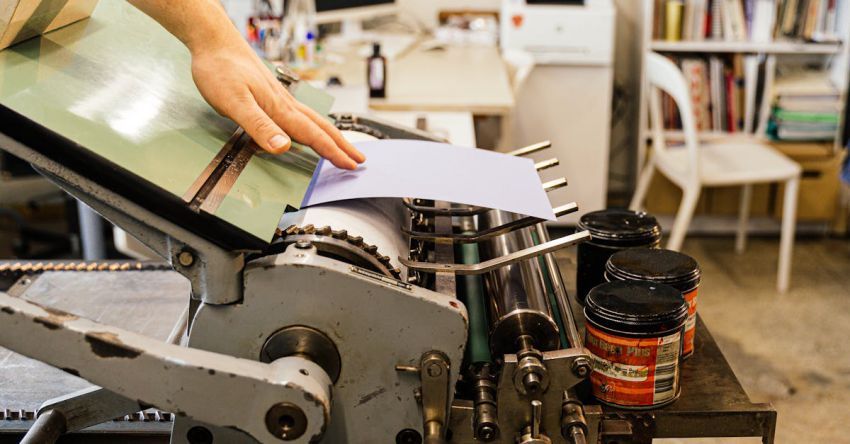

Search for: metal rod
xmin=403 ymin=203 xmax=578 ymax=242
xmin=166 ymin=302 xmax=190 ymax=345
xmin=543 ymin=178 xmax=568 ymax=192
xmin=20 ymin=409 xmax=66 ymax=444
xmin=76 ymin=202 xmax=106 ymax=260
xmin=534 ymin=158 xmax=560 ymax=171
xmin=506 ymin=140 xmax=552 ymax=157
xmin=535 ymin=224 xmax=584 ymax=349
xmin=399 ymin=231 xmax=590 ymax=275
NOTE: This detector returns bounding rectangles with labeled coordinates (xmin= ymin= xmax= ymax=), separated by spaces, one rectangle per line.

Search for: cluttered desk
xmin=0 ymin=1 xmax=776 ymax=444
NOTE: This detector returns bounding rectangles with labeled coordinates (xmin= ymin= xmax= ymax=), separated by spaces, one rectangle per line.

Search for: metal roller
xmin=479 ymin=210 xmax=560 ymax=359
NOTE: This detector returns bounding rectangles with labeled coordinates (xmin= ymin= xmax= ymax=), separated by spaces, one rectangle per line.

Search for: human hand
xmin=190 ymin=41 xmax=365 ymax=170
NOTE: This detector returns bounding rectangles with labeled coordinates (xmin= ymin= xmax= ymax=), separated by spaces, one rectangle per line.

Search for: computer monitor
xmin=314 ymin=0 xmax=397 ymax=25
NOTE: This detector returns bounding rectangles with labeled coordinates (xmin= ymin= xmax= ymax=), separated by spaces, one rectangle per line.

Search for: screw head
xmin=177 ymin=251 xmax=194 ymax=267
xmin=478 ymin=425 xmax=498 ymax=441
xmin=395 ymin=428 xmax=422 ymax=444
xmin=294 ymin=240 xmax=313 ymax=250
xmin=426 ymin=362 xmax=443 ymax=378
xmin=265 ymin=403 xmax=307 ymax=441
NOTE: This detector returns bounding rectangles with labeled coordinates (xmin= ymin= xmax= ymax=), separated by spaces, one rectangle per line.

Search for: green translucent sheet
xmin=0 ymin=2 xmax=316 ymax=242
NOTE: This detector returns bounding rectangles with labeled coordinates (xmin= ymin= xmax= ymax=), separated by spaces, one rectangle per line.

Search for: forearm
xmin=128 ymin=0 xmax=244 ymax=54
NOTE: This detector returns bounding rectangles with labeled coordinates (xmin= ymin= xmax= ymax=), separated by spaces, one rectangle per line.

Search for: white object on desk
xmin=371 ymin=111 xmax=476 ymax=147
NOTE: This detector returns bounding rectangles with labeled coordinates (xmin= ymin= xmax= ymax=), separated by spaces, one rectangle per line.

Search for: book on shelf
xmin=767 ymin=70 xmax=841 ymax=141
xmin=653 ymin=0 xmax=843 ymax=43
xmin=656 ymin=54 xmax=761 ymax=134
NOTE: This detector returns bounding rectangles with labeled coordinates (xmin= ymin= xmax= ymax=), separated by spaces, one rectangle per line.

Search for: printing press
xmin=0 ymin=4 xmax=776 ymax=444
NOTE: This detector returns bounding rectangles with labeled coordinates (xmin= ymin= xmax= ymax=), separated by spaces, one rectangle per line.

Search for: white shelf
xmin=650 ymin=39 xmax=843 ymax=54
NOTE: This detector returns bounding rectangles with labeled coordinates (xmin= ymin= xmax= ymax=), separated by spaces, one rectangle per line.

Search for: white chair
xmin=630 ymin=52 xmax=802 ymax=293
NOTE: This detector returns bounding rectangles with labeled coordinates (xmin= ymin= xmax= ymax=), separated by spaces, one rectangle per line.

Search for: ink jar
xmin=576 ymin=209 xmax=661 ymax=304
xmin=605 ymin=248 xmax=701 ymax=359
xmin=584 ymin=281 xmax=687 ymax=409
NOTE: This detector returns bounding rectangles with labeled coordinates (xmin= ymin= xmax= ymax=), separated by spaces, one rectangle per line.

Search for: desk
xmin=323 ymin=44 xmax=514 ymax=148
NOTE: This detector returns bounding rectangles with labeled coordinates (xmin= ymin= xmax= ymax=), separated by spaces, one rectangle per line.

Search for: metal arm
xmin=399 ymin=231 xmax=590 ymax=275
xmin=0 ymin=292 xmax=332 ymax=444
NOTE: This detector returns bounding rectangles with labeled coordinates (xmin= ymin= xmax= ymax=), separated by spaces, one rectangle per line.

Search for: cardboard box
xmin=0 ymin=0 xmax=98 ymax=50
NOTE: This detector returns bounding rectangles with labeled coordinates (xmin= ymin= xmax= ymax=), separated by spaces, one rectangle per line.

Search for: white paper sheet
xmin=301 ymin=140 xmax=556 ymax=220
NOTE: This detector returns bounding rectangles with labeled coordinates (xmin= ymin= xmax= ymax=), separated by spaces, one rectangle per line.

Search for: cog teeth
xmin=281 ymin=227 xmax=402 ymax=280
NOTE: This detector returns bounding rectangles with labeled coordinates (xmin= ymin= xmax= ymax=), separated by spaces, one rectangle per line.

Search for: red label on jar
xmin=585 ymin=323 xmax=681 ymax=407
xmin=682 ymin=288 xmax=698 ymax=357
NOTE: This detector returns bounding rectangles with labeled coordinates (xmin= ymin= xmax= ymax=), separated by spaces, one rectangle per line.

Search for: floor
xmin=556 ymin=236 xmax=850 ymax=444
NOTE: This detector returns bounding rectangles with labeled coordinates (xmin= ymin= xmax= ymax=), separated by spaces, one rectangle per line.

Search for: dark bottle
xmin=367 ymin=42 xmax=386 ymax=98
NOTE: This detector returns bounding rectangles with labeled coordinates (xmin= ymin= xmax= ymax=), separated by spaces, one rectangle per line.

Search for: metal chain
xmin=278 ymin=225 xmax=402 ymax=279
xmin=0 ymin=261 xmax=170 ymax=278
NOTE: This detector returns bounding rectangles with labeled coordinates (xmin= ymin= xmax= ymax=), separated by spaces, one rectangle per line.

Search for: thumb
xmin=229 ymin=100 xmax=291 ymax=154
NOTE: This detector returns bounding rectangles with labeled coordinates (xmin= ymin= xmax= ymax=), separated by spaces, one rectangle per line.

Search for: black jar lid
xmin=606 ymin=249 xmax=701 ymax=292
xmin=584 ymin=281 xmax=688 ymax=337
xmin=577 ymin=209 xmax=661 ymax=247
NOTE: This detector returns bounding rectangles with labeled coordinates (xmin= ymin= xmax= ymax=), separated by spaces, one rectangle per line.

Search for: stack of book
xmin=768 ymin=71 xmax=841 ymax=141
xmin=660 ymin=54 xmax=762 ymax=133
xmin=654 ymin=0 xmax=842 ymax=42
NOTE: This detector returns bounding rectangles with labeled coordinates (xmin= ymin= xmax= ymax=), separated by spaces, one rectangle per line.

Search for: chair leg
xmin=777 ymin=176 xmax=799 ymax=293
xmin=630 ymin=159 xmax=656 ymax=211
xmin=667 ymin=184 xmax=701 ymax=252
xmin=735 ymin=184 xmax=753 ymax=254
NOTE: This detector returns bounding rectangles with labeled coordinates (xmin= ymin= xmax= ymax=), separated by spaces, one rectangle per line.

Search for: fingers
xmin=277 ymin=110 xmax=358 ymax=170
xmin=228 ymin=98 xmax=292 ymax=155
xmin=294 ymin=102 xmax=367 ymax=164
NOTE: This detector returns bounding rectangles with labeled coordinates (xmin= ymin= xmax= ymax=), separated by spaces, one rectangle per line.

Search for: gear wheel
xmin=278 ymin=224 xmax=402 ymax=280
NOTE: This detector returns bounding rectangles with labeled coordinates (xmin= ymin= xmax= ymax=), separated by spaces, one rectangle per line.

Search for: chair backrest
xmin=645 ymin=52 xmax=700 ymax=178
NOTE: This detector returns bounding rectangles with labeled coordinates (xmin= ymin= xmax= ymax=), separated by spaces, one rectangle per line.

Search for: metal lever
xmin=402 ymin=198 xmax=489 ymax=216
xmin=532 ymin=400 xmax=543 ymax=437
xmin=507 ymin=141 xmax=552 ymax=157
xmin=543 ymin=178 xmax=568 ymax=192
xmin=0 ymin=292 xmax=332 ymax=444
xmin=519 ymin=399 xmax=552 ymax=444
xmin=535 ymin=158 xmax=560 ymax=171
xmin=399 ymin=230 xmax=590 ymax=275
xmin=402 ymin=203 xmax=578 ymax=243
xmin=420 ymin=352 xmax=451 ymax=444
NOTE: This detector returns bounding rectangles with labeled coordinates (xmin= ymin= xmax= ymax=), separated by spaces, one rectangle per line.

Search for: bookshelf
xmin=649 ymin=40 xmax=843 ymax=54
xmin=637 ymin=0 xmax=850 ymax=227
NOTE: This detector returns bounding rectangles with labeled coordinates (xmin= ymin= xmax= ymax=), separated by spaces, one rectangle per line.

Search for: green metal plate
xmin=0 ymin=2 xmax=316 ymax=242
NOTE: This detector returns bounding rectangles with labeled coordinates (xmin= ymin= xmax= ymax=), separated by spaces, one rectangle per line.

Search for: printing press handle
xmin=0 ymin=292 xmax=332 ymax=444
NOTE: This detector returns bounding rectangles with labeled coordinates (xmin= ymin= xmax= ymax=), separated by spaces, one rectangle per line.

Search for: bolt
xmin=395 ymin=428 xmax=422 ymax=444
xmin=426 ymin=362 xmax=443 ymax=378
xmin=523 ymin=372 xmax=542 ymax=394
xmin=177 ymin=250 xmax=194 ymax=267
xmin=572 ymin=357 xmax=591 ymax=378
xmin=265 ymin=403 xmax=307 ymax=441
xmin=294 ymin=240 xmax=313 ymax=250
xmin=478 ymin=425 xmax=497 ymax=441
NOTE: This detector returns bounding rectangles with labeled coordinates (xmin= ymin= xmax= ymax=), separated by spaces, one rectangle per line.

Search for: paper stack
xmin=768 ymin=71 xmax=841 ymax=141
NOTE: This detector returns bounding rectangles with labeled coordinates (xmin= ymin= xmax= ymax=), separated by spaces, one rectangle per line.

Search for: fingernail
xmin=269 ymin=134 xmax=290 ymax=151
xmin=344 ymin=159 xmax=358 ymax=170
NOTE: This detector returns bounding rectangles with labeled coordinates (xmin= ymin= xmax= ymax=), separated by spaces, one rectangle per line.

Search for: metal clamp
xmin=399 ymin=231 xmax=590 ymax=275
xmin=402 ymin=203 xmax=578 ymax=243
